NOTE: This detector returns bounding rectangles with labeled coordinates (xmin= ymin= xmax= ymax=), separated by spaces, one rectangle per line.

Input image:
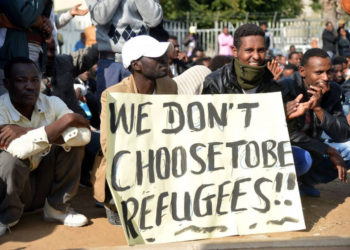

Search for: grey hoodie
xmin=86 ymin=0 xmax=163 ymax=62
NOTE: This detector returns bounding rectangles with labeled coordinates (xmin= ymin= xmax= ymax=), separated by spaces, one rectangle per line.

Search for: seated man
xmin=0 ymin=57 xmax=91 ymax=236
xmin=91 ymin=35 xmax=177 ymax=224
xmin=280 ymin=48 xmax=350 ymax=196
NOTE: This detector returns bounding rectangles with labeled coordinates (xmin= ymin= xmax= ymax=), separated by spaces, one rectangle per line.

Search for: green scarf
xmin=234 ymin=58 xmax=266 ymax=90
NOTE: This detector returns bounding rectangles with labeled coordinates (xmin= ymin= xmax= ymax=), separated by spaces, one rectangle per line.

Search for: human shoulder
xmin=37 ymin=94 xmax=71 ymax=116
xmin=203 ymin=63 xmax=234 ymax=94
xmin=328 ymin=81 xmax=342 ymax=97
xmin=205 ymin=63 xmax=232 ymax=82
xmin=104 ymin=76 xmax=135 ymax=94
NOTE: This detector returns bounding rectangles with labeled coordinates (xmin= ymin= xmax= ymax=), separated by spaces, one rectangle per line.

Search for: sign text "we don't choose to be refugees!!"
xmin=106 ymin=92 xmax=305 ymax=245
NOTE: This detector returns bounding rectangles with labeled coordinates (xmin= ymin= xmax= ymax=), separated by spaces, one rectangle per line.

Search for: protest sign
xmin=106 ymin=92 xmax=305 ymax=245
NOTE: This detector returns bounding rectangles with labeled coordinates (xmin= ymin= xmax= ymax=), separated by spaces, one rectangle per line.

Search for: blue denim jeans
xmin=292 ymin=146 xmax=312 ymax=176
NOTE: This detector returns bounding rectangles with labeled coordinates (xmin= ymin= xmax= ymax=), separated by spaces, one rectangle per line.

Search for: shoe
xmin=43 ymin=200 xmax=88 ymax=227
xmin=105 ymin=205 xmax=121 ymax=225
xmin=0 ymin=219 xmax=19 ymax=236
xmin=299 ymin=183 xmax=320 ymax=197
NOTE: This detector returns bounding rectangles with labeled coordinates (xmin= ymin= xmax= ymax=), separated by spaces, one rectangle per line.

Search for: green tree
xmin=160 ymin=0 xmax=303 ymax=27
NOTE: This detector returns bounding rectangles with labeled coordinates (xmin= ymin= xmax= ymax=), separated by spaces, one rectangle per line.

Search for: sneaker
xmin=0 ymin=219 xmax=19 ymax=236
xmin=43 ymin=200 xmax=88 ymax=227
xmin=105 ymin=205 xmax=121 ymax=225
xmin=299 ymin=183 xmax=321 ymax=197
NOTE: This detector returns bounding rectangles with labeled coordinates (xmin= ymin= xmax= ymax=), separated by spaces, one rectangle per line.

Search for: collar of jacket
xmin=228 ymin=59 xmax=275 ymax=93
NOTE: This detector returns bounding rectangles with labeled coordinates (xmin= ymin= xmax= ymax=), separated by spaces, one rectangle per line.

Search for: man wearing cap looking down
xmin=91 ymin=35 xmax=177 ymax=223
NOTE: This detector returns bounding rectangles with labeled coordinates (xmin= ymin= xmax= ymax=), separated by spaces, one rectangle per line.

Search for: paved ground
xmin=1 ymin=179 xmax=350 ymax=249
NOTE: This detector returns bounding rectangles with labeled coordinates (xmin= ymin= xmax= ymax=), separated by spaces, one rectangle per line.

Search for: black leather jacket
xmin=202 ymin=61 xmax=282 ymax=94
xmin=280 ymin=72 xmax=350 ymax=157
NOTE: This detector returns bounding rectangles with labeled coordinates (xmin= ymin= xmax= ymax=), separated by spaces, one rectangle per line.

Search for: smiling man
xmin=202 ymin=23 xmax=281 ymax=94
xmin=0 ymin=57 xmax=91 ymax=236
xmin=280 ymin=48 xmax=350 ymax=196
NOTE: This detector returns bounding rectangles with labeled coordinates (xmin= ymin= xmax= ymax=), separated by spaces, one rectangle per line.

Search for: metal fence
xmin=59 ymin=16 xmax=331 ymax=56
xmin=165 ymin=19 xmax=326 ymax=57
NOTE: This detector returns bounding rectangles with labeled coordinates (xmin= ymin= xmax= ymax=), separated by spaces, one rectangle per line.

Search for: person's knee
xmin=292 ymin=146 xmax=312 ymax=176
xmin=0 ymin=152 xmax=29 ymax=179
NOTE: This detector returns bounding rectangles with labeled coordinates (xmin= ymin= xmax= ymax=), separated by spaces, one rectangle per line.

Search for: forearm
xmin=134 ymin=0 xmax=163 ymax=27
xmin=320 ymin=111 xmax=350 ymax=141
xmin=6 ymin=126 xmax=50 ymax=159
xmin=45 ymin=115 xmax=71 ymax=143
xmin=55 ymin=11 xmax=73 ymax=29
xmin=313 ymin=106 xmax=324 ymax=122
xmin=86 ymin=0 xmax=123 ymax=25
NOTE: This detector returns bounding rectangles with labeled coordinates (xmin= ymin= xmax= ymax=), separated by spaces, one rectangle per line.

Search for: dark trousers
xmin=0 ymin=146 xmax=84 ymax=224
xmin=300 ymin=156 xmax=350 ymax=186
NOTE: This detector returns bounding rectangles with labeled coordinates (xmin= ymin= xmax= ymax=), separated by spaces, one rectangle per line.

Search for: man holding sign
xmin=92 ymin=35 xmax=177 ymax=223
xmin=104 ymin=26 xmax=305 ymax=244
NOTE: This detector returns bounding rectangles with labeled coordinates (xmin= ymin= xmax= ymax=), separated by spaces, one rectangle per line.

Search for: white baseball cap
xmin=122 ymin=35 xmax=172 ymax=68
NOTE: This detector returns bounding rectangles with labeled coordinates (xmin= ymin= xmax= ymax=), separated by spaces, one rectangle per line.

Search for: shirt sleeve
xmin=134 ymin=0 xmax=163 ymax=28
xmin=55 ymin=11 xmax=73 ymax=29
xmin=5 ymin=126 xmax=51 ymax=159
xmin=50 ymin=96 xmax=91 ymax=149
xmin=86 ymin=0 xmax=123 ymax=25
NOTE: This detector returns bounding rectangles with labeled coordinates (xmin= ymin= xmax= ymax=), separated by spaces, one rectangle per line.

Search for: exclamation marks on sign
xmin=274 ymin=172 xmax=296 ymax=206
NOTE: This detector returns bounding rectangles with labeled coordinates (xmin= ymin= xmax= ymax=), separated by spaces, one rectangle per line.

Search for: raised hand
xmin=286 ymin=94 xmax=310 ymax=119
xmin=70 ymin=4 xmax=89 ymax=16
xmin=267 ymin=59 xmax=282 ymax=81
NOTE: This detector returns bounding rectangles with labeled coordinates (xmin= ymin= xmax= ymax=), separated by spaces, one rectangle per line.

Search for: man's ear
xmin=232 ymin=46 xmax=238 ymax=58
xmin=299 ymin=66 xmax=306 ymax=78
xmin=131 ymin=60 xmax=142 ymax=72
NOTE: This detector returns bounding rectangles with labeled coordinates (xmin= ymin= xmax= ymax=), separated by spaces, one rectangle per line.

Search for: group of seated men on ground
xmin=0 ymin=3 xmax=350 ymax=237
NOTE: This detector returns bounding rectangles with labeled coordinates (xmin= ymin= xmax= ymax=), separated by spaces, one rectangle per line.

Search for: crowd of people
xmin=0 ymin=0 xmax=350 ymax=239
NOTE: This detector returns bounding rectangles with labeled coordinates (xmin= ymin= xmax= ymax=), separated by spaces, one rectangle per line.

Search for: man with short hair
xmin=282 ymin=63 xmax=299 ymax=78
xmin=0 ymin=57 xmax=91 ymax=236
xmin=259 ymin=21 xmax=272 ymax=53
xmin=331 ymin=56 xmax=346 ymax=85
xmin=288 ymin=51 xmax=301 ymax=67
xmin=92 ymin=35 xmax=177 ymax=224
xmin=322 ymin=21 xmax=337 ymax=58
xmin=203 ymin=24 xmax=281 ymax=95
xmin=168 ymin=35 xmax=188 ymax=77
xmin=280 ymin=48 xmax=350 ymax=196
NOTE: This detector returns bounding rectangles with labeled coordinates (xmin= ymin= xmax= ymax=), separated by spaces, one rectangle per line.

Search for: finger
xmin=309 ymin=85 xmax=322 ymax=93
xmin=341 ymin=168 xmax=346 ymax=182
xmin=344 ymin=171 xmax=348 ymax=182
xmin=75 ymin=3 xmax=82 ymax=8
xmin=3 ymin=135 xmax=14 ymax=148
xmin=295 ymin=94 xmax=303 ymax=103
xmin=307 ymin=89 xmax=317 ymax=96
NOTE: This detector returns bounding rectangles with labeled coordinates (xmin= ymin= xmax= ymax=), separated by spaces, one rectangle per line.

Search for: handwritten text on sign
xmin=106 ymin=92 xmax=305 ymax=245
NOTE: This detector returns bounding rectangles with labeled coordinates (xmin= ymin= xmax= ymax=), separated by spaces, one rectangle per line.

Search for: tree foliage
xmin=160 ymin=0 xmax=303 ymax=27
